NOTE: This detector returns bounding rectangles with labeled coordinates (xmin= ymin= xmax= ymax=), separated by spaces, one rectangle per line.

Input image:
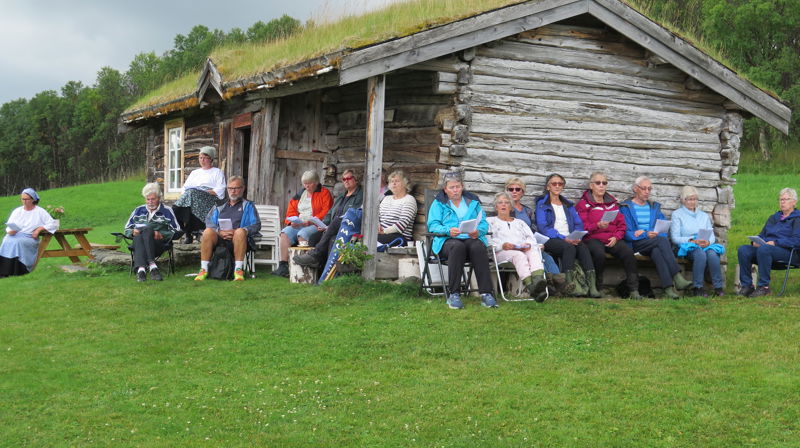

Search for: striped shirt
xmin=379 ymin=194 xmax=418 ymax=240
xmin=632 ymin=203 xmax=651 ymax=232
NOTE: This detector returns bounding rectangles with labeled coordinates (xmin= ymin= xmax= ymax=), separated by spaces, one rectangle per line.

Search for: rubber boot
xmin=672 ymin=272 xmax=692 ymax=290
xmin=527 ymin=269 xmax=548 ymax=302
xmin=663 ymin=286 xmax=681 ymax=300
xmin=627 ymin=275 xmax=641 ymax=299
xmin=547 ymin=273 xmax=571 ymax=296
xmin=586 ymin=270 xmax=602 ymax=298
xmin=566 ymin=269 xmax=587 ymax=297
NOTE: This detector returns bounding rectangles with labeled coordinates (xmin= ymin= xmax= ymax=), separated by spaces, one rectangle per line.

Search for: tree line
xmin=0 ymin=15 xmax=300 ymax=196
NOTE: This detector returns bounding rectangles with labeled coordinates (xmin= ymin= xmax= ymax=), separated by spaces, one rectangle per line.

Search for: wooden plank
xmin=588 ymin=0 xmax=790 ymax=134
xmin=362 ymin=75 xmax=386 ymax=281
xmin=247 ymin=112 xmax=263 ymax=202
xmin=340 ymin=0 xmax=588 ymax=85
xmin=260 ymin=99 xmax=280 ymax=205
xmin=233 ymin=112 xmax=253 ymax=129
xmin=243 ymin=71 xmax=340 ymax=101
xmin=275 ymin=150 xmax=326 ymax=162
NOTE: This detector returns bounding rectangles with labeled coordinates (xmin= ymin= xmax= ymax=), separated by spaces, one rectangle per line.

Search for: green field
xmin=1 ymin=174 xmax=799 ymax=447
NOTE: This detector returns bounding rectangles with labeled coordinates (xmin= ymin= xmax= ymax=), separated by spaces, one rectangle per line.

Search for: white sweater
xmin=487 ymin=216 xmax=537 ymax=248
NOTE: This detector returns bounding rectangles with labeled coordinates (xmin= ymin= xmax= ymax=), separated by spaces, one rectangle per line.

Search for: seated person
xmin=671 ymin=185 xmax=725 ymax=297
xmin=172 ymin=146 xmax=226 ymax=243
xmin=620 ymin=176 xmax=692 ymax=299
xmin=273 ymin=170 xmax=333 ymax=277
xmin=737 ymin=187 xmax=800 ymax=297
xmin=0 ymin=188 xmax=59 ymax=278
xmin=487 ymin=192 xmax=547 ymax=301
xmin=123 ymin=182 xmax=181 ymax=282
xmin=428 ymin=171 xmax=497 ymax=310
xmin=505 ymin=177 xmax=561 ymax=276
xmin=194 ymin=176 xmax=261 ymax=282
xmin=577 ymin=171 xmax=640 ymax=299
xmin=535 ymin=173 xmax=600 ymax=298
xmin=289 ymin=169 xmax=365 ymax=270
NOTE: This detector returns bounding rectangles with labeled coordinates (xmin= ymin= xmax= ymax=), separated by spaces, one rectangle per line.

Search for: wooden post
xmin=260 ymin=99 xmax=280 ymax=205
xmin=362 ymin=75 xmax=386 ymax=280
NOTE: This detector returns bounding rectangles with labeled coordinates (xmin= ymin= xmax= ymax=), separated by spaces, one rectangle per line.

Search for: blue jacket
xmin=535 ymin=193 xmax=584 ymax=239
xmin=124 ymin=203 xmax=180 ymax=241
xmin=427 ymin=190 xmax=488 ymax=254
xmin=670 ymin=206 xmax=715 ymax=245
xmin=206 ymin=199 xmax=261 ymax=238
xmin=620 ymin=199 xmax=667 ymax=242
xmin=757 ymin=209 xmax=800 ymax=249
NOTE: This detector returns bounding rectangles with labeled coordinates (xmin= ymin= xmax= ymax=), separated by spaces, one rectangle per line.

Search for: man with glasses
xmin=194 ymin=176 xmax=261 ymax=281
xmin=737 ymin=188 xmax=800 ymax=297
xmin=620 ymin=176 xmax=692 ymax=299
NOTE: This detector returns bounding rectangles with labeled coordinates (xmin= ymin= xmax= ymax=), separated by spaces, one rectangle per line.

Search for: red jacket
xmin=576 ymin=190 xmax=626 ymax=244
xmin=285 ymin=184 xmax=333 ymax=224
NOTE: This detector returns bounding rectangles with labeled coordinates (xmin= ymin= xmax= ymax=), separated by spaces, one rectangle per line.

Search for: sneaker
xmin=293 ymin=251 xmax=320 ymax=267
xmin=233 ymin=268 xmax=245 ymax=281
xmin=691 ymin=287 xmax=707 ymax=297
xmin=150 ymin=267 xmax=163 ymax=281
xmin=446 ymin=293 xmax=464 ymax=310
xmin=714 ymin=288 xmax=725 ymax=297
xmin=738 ymin=285 xmax=754 ymax=297
xmin=194 ymin=269 xmax=208 ymax=281
xmin=750 ymin=286 xmax=771 ymax=298
xmin=272 ymin=263 xmax=290 ymax=278
xmin=481 ymin=293 xmax=498 ymax=308
xmin=136 ymin=269 xmax=147 ymax=282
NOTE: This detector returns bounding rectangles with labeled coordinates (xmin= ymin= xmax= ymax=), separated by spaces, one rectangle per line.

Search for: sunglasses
xmin=342 ymin=176 xmax=355 ymax=182
xmin=549 ymin=182 xmax=565 ymax=187
xmin=592 ymin=181 xmax=608 ymax=185
xmin=507 ymin=187 xmax=523 ymax=192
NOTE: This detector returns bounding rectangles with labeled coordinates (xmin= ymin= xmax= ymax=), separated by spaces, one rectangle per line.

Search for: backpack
xmin=208 ymin=244 xmax=234 ymax=280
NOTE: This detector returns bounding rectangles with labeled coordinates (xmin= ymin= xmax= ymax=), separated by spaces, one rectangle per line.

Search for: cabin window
xmin=164 ymin=120 xmax=184 ymax=194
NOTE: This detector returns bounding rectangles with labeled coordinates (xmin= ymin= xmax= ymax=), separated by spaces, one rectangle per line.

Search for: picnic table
xmin=37 ymin=227 xmax=95 ymax=263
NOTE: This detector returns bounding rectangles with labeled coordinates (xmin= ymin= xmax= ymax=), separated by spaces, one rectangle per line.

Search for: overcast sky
xmin=0 ymin=0 xmax=396 ymax=105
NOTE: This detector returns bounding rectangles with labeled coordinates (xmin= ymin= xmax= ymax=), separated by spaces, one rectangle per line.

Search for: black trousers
xmin=440 ymin=238 xmax=493 ymax=295
xmin=544 ymin=238 xmax=594 ymax=273
xmin=132 ymin=227 xmax=167 ymax=269
xmin=585 ymin=238 xmax=638 ymax=289
xmin=172 ymin=206 xmax=205 ymax=234
xmin=0 ymin=256 xmax=29 ymax=277
xmin=632 ymin=236 xmax=680 ymax=287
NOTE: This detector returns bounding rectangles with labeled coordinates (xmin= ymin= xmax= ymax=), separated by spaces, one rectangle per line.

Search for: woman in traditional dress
xmin=172 ymin=146 xmax=226 ymax=243
xmin=0 ymin=188 xmax=59 ymax=277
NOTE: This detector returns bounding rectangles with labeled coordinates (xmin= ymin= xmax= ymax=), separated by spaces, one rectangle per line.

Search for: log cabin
xmin=120 ymin=0 xmax=791 ymax=280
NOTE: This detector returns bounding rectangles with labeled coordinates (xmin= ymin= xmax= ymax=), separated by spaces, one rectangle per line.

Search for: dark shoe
xmin=183 ymin=233 xmax=193 ymax=244
xmin=272 ymin=262 xmax=290 ymax=278
xmin=528 ymin=272 xmax=548 ymax=302
xmin=714 ymin=288 xmax=725 ymax=297
xmin=136 ymin=269 xmax=147 ymax=282
xmin=691 ymin=287 xmax=708 ymax=297
xmin=150 ymin=267 xmax=163 ymax=281
xmin=293 ymin=250 xmax=321 ymax=267
xmin=480 ymin=293 xmax=498 ymax=308
xmin=750 ymin=286 xmax=771 ymax=298
xmin=547 ymin=273 xmax=571 ymax=296
xmin=738 ymin=285 xmax=755 ymax=297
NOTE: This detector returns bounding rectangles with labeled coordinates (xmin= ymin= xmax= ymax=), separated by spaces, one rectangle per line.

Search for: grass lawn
xmin=1 ymin=174 xmax=799 ymax=447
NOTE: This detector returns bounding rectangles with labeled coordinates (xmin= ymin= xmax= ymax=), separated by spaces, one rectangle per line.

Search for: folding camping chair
xmin=111 ymin=230 xmax=184 ymax=276
xmin=489 ymin=245 xmax=549 ymax=302
xmin=772 ymin=246 xmax=800 ymax=296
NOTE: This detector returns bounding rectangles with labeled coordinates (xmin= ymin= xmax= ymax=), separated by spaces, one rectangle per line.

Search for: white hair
xmin=780 ymin=188 xmax=798 ymax=202
xmin=680 ymin=185 xmax=699 ymax=202
xmin=633 ymin=176 xmax=651 ymax=190
xmin=301 ymin=170 xmax=320 ymax=184
xmin=141 ymin=182 xmax=162 ymax=198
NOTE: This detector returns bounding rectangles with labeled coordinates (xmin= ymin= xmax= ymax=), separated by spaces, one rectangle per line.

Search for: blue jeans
xmin=738 ymin=244 xmax=794 ymax=288
xmin=281 ymin=224 xmax=320 ymax=244
xmin=686 ymin=247 xmax=723 ymax=289
xmin=542 ymin=251 xmax=559 ymax=274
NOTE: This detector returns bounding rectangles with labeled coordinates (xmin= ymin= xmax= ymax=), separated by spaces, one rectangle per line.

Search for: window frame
xmin=163 ymin=119 xmax=185 ymax=199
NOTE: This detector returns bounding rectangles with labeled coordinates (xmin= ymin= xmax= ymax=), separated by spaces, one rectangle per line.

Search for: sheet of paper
xmin=6 ymin=222 xmax=21 ymax=232
xmin=600 ymin=210 xmax=618 ymax=222
xmin=218 ymin=218 xmax=233 ymax=231
xmin=134 ymin=223 xmax=148 ymax=229
xmin=533 ymin=232 xmax=550 ymax=245
xmin=309 ymin=216 xmax=327 ymax=230
xmin=287 ymin=216 xmax=303 ymax=224
xmin=458 ymin=219 xmax=478 ymax=234
xmin=748 ymin=235 xmax=768 ymax=246
xmin=697 ymin=228 xmax=713 ymax=241
xmin=653 ymin=219 xmax=671 ymax=234
xmin=513 ymin=243 xmax=532 ymax=250
xmin=566 ymin=230 xmax=588 ymax=240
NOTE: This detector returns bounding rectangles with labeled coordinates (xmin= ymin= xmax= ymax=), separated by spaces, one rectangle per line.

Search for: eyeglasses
xmin=227 ymin=186 xmax=244 ymax=190
xmin=549 ymin=182 xmax=565 ymax=187
xmin=592 ymin=181 xmax=608 ymax=186
xmin=780 ymin=198 xmax=794 ymax=202
xmin=507 ymin=187 xmax=523 ymax=192
xmin=636 ymin=185 xmax=653 ymax=191
xmin=342 ymin=176 xmax=355 ymax=182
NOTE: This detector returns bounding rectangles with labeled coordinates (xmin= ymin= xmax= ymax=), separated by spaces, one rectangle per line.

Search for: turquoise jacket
xmin=427 ymin=190 xmax=488 ymax=254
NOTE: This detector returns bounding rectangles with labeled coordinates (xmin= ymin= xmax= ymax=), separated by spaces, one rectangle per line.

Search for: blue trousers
xmin=542 ymin=251 xmax=559 ymax=274
xmin=632 ymin=236 xmax=680 ymax=287
xmin=686 ymin=247 xmax=723 ymax=289
xmin=738 ymin=244 xmax=793 ymax=288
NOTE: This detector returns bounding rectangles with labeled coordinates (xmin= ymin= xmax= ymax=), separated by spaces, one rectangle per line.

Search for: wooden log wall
xmin=149 ymin=116 xmax=217 ymax=199
xmin=430 ymin=23 xmax=742 ymax=246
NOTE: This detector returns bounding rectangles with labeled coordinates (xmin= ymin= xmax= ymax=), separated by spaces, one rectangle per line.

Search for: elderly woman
xmin=737 ymin=187 xmax=800 ymax=298
xmin=123 ymin=183 xmax=181 ymax=282
xmin=0 ymin=188 xmax=59 ymax=277
xmin=505 ymin=177 xmax=561 ymax=277
xmin=172 ymin=146 xmax=226 ymax=243
xmin=620 ymin=176 xmax=692 ymax=299
xmin=274 ymin=170 xmax=333 ymax=277
xmin=427 ymin=171 xmax=497 ymax=309
xmin=487 ymin=192 xmax=547 ymax=301
xmin=577 ymin=172 xmax=640 ymax=299
xmin=535 ymin=174 xmax=600 ymax=297
xmin=671 ymin=186 xmax=725 ymax=297
xmin=378 ymin=170 xmax=418 ymax=244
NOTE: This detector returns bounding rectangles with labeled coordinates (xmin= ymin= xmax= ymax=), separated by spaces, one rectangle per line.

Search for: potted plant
xmin=334 ymin=240 xmax=372 ymax=274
